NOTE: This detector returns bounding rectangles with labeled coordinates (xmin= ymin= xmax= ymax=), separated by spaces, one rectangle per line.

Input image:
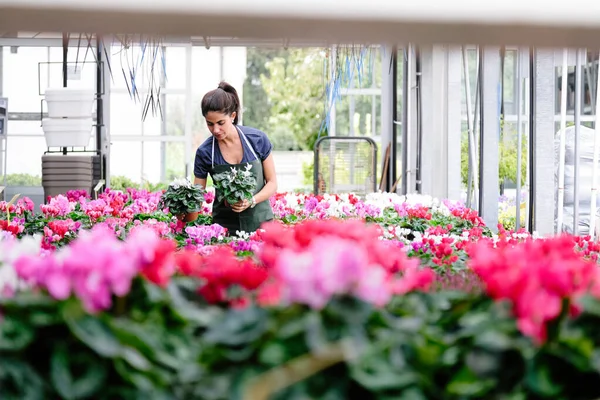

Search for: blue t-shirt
xmin=194 ymin=125 xmax=273 ymax=179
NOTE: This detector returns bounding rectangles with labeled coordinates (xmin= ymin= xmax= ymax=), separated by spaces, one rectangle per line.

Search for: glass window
xmin=47 ymin=46 xmax=98 ymax=91
xmin=143 ymin=94 xmax=186 ymax=136
xmin=163 ymin=141 xmax=186 ymax=180
xmin=191 ymin=46 xmax=221 ymax=97
xmin=164 ymin=46 xmax=187 ymax=89
xmin=110 ymin=93 xmax=143 ymax=136
xmin=6 ymin=136 xmax=47 ymax=183
xmin=3 ymin=47 xmax=48 ymax=112
xmin=110 ymin=140 xmax=143 ymax=183
xmin=335 ymin=94 xmax=381 ymax=137
xmin=110 ymin=140 xmax=187 ymax=184
xmin=6 ymin=120 xmax=43 ymax=136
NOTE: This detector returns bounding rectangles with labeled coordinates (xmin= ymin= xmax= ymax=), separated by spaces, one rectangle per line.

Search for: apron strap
xmin=211 ymin=126 xmax=259 ymax=169
xmin=211 ymin=137 xmax=215 ymax=168
xmin=236 ymin=126 xmax=259 ymax=161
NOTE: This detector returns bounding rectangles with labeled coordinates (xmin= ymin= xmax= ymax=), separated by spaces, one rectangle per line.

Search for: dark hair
xmin=201 ymin=81 xmax=241 ymax=124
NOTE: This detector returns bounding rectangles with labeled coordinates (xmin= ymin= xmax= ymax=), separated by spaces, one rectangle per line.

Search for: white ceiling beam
xmin=2 ymin=0 xmax=600 ymax=47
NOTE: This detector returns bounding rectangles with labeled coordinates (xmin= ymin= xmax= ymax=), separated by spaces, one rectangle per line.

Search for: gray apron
xmin=210 ymin=127 xmax=274 ymax=234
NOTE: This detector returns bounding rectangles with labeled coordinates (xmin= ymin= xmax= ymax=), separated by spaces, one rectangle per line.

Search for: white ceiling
xmin=1 ymin=0 xmax=600 ymax=47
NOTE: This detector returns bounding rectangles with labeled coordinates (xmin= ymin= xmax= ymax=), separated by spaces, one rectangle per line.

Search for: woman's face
xmin=205 ymin=111 xmax=236 ymax=141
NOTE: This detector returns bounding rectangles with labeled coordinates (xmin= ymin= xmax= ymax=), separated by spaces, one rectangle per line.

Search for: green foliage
xmin=4 ymin=173 xmax=42 ymax=186
xmin=158 ymin=180 xmax=205 ymax=216
xmin=109 ymin=176 xmax=140 ymax=192
xmin=460 ymin=121 xmax=528 ymax=188
xmin=302 ymin=160 xmax=314 ymax=187
xmin=260 ymin=48 xmax=327 ymax=151
xmin=212 ymin=164 xmax=257 ymax=205
xmin=110 ymin=176 xmax=169 ymax=193
xmin=6 ymin=283 xmax=600 ymax=399
xmin=243 ymin=48 xmax=289 ymax=132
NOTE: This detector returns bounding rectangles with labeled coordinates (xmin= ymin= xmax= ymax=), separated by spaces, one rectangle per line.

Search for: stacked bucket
xmin=41 ymin=155 xmax=101 ymax=199
xmin=41 ymin=87 xmax=98 ymax=200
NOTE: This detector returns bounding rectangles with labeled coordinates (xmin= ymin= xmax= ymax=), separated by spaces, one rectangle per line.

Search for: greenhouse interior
xmin=2 ymin=35 xmax=592 ymax=236
xmin=4 ymin=2 xmax=600 ymax=399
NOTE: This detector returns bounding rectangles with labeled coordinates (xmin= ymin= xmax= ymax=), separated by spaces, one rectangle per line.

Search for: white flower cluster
xmin=228 ymin=163 xmax=253 ymax=181
xmin=169 ymin=178 xmax=193 ymax=189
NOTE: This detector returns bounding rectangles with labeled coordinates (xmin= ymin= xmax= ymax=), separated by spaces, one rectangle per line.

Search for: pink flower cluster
xmin=185 ymin=224 xmax=228 ymax=246
xmin=0 ymin=198 xmax=35 ymax=216
xmin=40 ymin=195 xmax=74 ymax=217
xmin=129 ymin=219 xmax=172 ymax=238
xmin=261 ymin=219 xmax=435 ymax=309
xmin=14 ymin=225 xmax=174 ymax=313
xmin=469 ymin=235 xmax=600 ymax=343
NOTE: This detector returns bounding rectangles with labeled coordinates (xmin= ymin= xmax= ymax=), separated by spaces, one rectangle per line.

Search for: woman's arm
xmin=194 ymin=176 xmax=207 ymax=189
xmin=254 ymin=153 xmax=277 ymax=204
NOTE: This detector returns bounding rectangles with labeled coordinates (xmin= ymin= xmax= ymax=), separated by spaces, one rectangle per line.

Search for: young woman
xmin=194 ymin=81 xmax=277 ymax=234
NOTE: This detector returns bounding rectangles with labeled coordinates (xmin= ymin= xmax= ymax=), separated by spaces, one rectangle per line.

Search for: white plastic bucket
xmin=42 ymin=118 xmax=93 ymax=148
xmin=44 ymin=88 xmax=95 ymax=118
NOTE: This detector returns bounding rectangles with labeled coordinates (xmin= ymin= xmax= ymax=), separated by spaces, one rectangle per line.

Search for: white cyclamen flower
xmin=170 ymin=177 xmax=191 ymax=189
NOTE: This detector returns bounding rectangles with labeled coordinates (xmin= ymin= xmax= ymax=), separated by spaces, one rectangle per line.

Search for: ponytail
xmin=201 ymin=81 xmax=241 ymax=124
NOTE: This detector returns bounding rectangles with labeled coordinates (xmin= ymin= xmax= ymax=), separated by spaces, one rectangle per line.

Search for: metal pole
xmin=573 ymin=48 xmax=583 ymax=235
xmin=96 ymin=37 xmax=104 ymax=186
xmin=528 ymin=47 xmax=536 ymax=233
xmin=557 ymin=49 xmax=569 ymax=233
xmin=401 ymin=46 xmax=409 ymax=194
xmin=160 ymin=46 xmax=167 ymax=182
xmin=586 ymin=59 xmax=596 ymax=117
xmin=589 ymin=51 xmax=600 ymax=240
xmin=62 ymin=32 xmax=68 ymax=156
xmin=415 ymin=47 xmax=422 ymax=193
xmin=516 ymin=47 xmax=523 ymax=230
xmin=0 ymin=46 xmax=3 ymax=96
xmin=391 ymin=47 xmax=398 ymax=191
xmin=463 ymin=46 xmax=479 ymax=209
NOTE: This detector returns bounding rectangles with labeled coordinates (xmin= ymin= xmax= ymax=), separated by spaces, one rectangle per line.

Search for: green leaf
xmin=525 ymin=358 xmax=563 ymax=397
xmin=351 ymin=353 xmax=417 ymax=391
xmin=0 ymin=316 xmax=35 ymax=351
xmin=64 ymin=313 xmax=121 ymax=357
xmin=166 ymin=281 xmax=219 ymax=326
xmin=447 ymin=366 xmax=495 ymax=396
xmin=204 ymin=306 xmax=268 ymax=346
xmin=121 ymin=346 xmax=152 ymax=371
xmin=50 ymin=345 xmax=108 ymax=399
xmin=0 ymin=357 xmax=46 ymax=400
xmin=258 ymin=342 xmax=288 ymax=366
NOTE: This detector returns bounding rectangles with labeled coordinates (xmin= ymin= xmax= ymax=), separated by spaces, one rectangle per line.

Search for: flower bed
xmin=2 ymin=189 xmax=600 ymax=399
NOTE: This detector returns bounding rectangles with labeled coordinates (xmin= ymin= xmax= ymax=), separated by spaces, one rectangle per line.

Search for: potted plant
xmin=159 ymin=178 xmax=205 ymax=222
xmin=212 ymin=163 xmax=257 ymax=207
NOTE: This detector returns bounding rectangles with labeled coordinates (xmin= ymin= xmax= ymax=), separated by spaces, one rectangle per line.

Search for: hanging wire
xmin=319 ymin=44 xmax=374 ymax=140
xmin=109 ymin=34 xmax=167 ymax=121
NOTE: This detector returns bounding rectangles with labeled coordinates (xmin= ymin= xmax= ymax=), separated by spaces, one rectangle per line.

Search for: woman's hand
xmin=231 ymin=198 xmax=251 ymax=213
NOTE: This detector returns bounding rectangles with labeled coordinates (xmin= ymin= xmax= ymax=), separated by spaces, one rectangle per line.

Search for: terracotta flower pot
xmin=177 ymin=211 xmax=199 ymax=222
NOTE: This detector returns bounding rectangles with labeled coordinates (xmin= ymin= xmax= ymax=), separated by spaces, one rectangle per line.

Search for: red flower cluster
xmin=573 ymin=235 xmax=600 ymax=262
xmin=422 ymin=237 xmax=459 ymax=266
xmin=451 ymin=208 xmax=486 ymax=226
xmin=176 ymin=247 xmax=269 ymax=306
xmin=468 ymin=234 xmax=599 ymax=343
xmin=0 ymin=220 xmax=21 ymax=235
xmin=140 ymin=239 xmax=177 ymax=287
xmin=42 ymin=219 xmax=81 ymax=250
